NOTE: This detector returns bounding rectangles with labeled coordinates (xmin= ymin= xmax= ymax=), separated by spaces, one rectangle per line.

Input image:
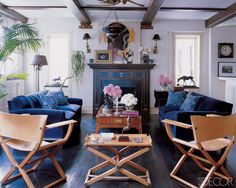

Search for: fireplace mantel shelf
xmin=88 ymin=63 xmax=155 ymax=69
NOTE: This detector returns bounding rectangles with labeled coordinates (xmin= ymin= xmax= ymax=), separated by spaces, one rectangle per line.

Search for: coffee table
xmin=95 ymin=107 xmax=142 ymax=133
xmin=84 ymin=134 xmax=152 ymax=187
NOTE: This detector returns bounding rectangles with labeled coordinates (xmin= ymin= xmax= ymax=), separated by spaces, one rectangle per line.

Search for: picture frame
xmin=218 ymin=43 xmax=234 ymax=58
xmin=94 ymin=50 xmax=112 ymax=63
xmin=218 ymin=62 xmax=236 ymax=77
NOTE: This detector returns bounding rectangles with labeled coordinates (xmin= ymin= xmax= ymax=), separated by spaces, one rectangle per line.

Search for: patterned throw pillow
xmin=180 ymin=95 xmax=202 ymax=111
xmin=38 ymin=93 xmax=58 ymax=109
xmin=50 ymin=90 xmax=69 ymax=105
xmin=166 ymin=91 xmax=186 ymax=109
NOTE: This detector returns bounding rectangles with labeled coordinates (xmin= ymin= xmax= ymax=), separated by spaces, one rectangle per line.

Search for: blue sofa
xmin=160 ymin=92 xmax=233 ymax=141
xmin=8 ymin=91 xmax=83 ymax=145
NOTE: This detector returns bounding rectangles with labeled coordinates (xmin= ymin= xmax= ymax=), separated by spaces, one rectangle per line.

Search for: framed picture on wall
xmin=94 ymin=50 xmax=112 ymax=63
xmin=218 ymin=62 xmax=236 ymax=77
xmin=218 ymin=43 xmax=234 ymax=58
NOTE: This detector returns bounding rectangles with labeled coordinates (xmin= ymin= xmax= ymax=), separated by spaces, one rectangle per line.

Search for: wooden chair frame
xmin=162 ymin=116 xmax=236 ymax=188
xmin=0 ymin=113 xmax=76 ymax=188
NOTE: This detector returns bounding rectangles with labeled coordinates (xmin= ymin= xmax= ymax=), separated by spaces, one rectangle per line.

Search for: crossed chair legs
xmin=1 ymin=144 xmax=66 ymax=188
xmin=171 ymin=142 xmax=233 ymax=188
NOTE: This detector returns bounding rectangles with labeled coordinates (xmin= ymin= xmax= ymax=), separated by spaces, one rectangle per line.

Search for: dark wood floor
xmin=0 ymin=114 xmax=235 ymax=188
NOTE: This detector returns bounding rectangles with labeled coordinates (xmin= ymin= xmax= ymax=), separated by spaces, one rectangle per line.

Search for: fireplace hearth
xmin=88 ymin=64 xmax=155 ymax=118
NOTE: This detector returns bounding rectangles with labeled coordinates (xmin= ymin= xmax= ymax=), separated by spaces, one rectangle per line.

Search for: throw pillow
xmin=50 ymin=90 xmax=69 ymax=105
xmin=38 ymin=93 xmax=58 ymax=109
xmin=180 ymin=95 xmax=202 ymax=111
xmin=166 ymin=91 xmax=186 ymax=109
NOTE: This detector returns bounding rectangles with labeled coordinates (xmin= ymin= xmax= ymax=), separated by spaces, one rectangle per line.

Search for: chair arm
xmin=67 ymin=98 xmax=83 ymax=106
xmin=162 ymin=119 xmax=192 ymax=129
xmin=46 ymin=120 xmax=77 ymax=129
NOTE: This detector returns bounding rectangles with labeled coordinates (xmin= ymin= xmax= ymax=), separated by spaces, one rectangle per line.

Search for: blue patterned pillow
xmin=50 ymin=90 xmax=69 ymax=105
xmin=38 ymin=93 xmax=58 ymax=109
xmin=180 ymin=95 xmax=202 ymax=111
xmin=166 ymin=91 xmax=186 ymax=109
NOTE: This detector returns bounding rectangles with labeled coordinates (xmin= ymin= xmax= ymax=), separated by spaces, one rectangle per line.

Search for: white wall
xmin=24 ymin=18 xmax=210 ymax=114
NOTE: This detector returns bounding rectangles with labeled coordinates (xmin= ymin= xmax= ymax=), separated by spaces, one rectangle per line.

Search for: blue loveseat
xmin=160 ymin=92 xmax=233 ymax=141
xmin=8 ymin=90 xmax=83 ymax=145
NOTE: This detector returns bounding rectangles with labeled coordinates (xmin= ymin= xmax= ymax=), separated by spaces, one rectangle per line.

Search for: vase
xmin=142 ymin=55 xmax=149 ymax=64
xmin=160 ymin=85 xmax=168 ymax=91
xmin=102 ymin=104 xmax=113 ymax=114
xmin=125 ymin=105 xmax=134 ymax=111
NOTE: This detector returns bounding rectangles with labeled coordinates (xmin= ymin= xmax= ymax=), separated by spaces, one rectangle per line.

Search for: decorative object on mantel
xmin=218 ymin=43 xmax=233 ymax=58
xmin=103 ymin=84 xmax=122 ymax=114
xmin=218 ymin=62 xmax=236 ymax=77
xmin=159 ymin=74 xmax=173 ymax=91
xmin=31 ymin=55 xmax=48 ymax=91
xmin=177 ymin=75 xmax=195 ymax=86
xmin=120 ymin=93 xmax=138 ymax=111
xmin=152 ymin=34 xmax=161 ymax=54
xmin=123 ymin=47 xmax=134 ymax=64
xmin=71 ymin=50 xmax=86 ymax=81
xmin=83 ymin=33 xmax=91 ymax=53
xmin=95 ymin=50 xmax=112 ymax=63
xmin=138 ymin=47 xmax=151 ymax=64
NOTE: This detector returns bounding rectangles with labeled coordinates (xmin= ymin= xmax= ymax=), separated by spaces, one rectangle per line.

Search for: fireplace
xmin=88 ymin=64 xmax=155 ymax=118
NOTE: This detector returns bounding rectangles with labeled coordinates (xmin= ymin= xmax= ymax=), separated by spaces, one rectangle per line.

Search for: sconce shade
xmin=31 ymin=55 xmax=48 ymax=66
xmin=152 ymin=34 xmax=160 ymax=41
xmin=83 ymin=33 xmax=91 ymax=40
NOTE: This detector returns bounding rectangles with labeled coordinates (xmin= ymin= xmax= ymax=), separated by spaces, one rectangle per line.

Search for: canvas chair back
xmin=191 ymin=114 xmax=236 ymax=142
xmin=0 ymin=113 xmax=47 ymax=144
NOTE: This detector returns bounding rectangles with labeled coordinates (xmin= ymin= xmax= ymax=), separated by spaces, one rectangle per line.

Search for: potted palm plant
xmin=0 ymin=23 xmax=42 ymax=98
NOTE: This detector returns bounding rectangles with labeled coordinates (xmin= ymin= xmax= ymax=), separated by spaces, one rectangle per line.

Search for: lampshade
xmin=152 ymin=34 xmax=160 ymax=41
xmin=83 ymin=33 xmax=91 ymax=40
xmin=31 ymin=55 xmax=48 ymax=66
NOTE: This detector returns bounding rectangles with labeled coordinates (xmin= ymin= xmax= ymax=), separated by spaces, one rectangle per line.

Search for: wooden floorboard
xmin=0 ymin=114 xmax=235 ymax=188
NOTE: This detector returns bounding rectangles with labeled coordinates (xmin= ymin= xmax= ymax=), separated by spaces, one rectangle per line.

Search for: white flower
xmin=120 ymin=93 xmax=138 ymax=107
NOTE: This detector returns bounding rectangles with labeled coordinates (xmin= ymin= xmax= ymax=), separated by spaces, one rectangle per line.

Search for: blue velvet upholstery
xmin=180 ymin=95 xmax=201 ymax=111
xmin=160 ymin=92 xmax=233 ymax=141
xmin=50 ymin=90 xmax=69 ymax=105
xmin=166 ymin=91 xmax=186 ymax=109
xmin=38 ymin=92 xmax=58 ymax=109
xmin=8 ymin=91 xmax=82 ymax=145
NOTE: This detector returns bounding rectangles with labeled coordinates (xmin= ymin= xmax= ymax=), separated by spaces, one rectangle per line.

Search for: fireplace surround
xmin=88 ymin=64 xmax=155 ymax=118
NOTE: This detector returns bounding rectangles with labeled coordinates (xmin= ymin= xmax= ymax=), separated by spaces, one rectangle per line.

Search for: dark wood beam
xmin=141 ymin=0 xmax=165 ymax=29
xmin=82 ymin=6 xmax=147 ymax=11
xmin=0 ymin=3 xmax=27 ymax=23
xmin=62 ymin=0 xmax=92 ymax=29
xmin=206 ymin=3 xmax=236 ymax=28
xmin=160 ymin=7 xmax=225 ymax=12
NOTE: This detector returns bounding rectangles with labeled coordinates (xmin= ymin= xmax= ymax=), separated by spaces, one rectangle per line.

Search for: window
xmin=174 ymin=34 xmax=200 ymax=87
xmin=47 ymin=34 xmax=69 ymax=84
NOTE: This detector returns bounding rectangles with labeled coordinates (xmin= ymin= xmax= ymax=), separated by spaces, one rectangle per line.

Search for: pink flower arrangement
xmin=159 ymin=74 xmax=173 ymax=88
xmin=103 ymin=84 xmax=122 ymax=98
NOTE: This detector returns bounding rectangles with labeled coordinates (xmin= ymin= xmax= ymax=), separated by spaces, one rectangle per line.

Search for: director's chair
xmin=0 ymin=113 xmax=76 ymax=188
xmin=162 ymin=114 xmax=236 ymax=188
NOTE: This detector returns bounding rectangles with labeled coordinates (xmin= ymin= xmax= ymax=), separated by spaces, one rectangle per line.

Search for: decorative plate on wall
xmin=218 ymin=43 xmax=234 ymax=58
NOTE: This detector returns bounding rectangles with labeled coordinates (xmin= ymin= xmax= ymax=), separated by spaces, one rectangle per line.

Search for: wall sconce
xmin=152 ymin=34 xmax=160 ymax=54
xmin=83 ymin=33 xmax=91 ymax=53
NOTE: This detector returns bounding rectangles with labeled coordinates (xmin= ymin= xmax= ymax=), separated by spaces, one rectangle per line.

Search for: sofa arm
xmin=67 ymin=98 xmax=83 ymax=106
xmin=9 ymin=108 xmax=66 ymax=123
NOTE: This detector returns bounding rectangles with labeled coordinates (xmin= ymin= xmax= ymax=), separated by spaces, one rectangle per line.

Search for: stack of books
xmin=121 ymin=111 xmax=139 ymax=117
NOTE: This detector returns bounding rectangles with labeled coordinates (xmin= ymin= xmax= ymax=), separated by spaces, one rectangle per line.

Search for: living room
xmin=0 ymin=0 xmax=236 ymax=188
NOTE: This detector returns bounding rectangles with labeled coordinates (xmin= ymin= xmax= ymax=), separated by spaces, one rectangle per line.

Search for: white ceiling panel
xmin=87 ymin=10 xmax=144 ymax=21
xmin=0 ymin=0 xmax=65 ymax=6
xmin=162 ymin=0 xmax=236 ymax=9
xmin=156 ymin=11 xmax=217 ymax=20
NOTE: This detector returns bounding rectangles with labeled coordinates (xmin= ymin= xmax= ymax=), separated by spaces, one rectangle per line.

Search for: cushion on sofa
xmin=56 ymin=104 xmax=80 ymax=112
xmin=166 ymin=91 xmax=186 ymax=109
xmin=27 ymin=90 xmax=48 ymax=108
xmin=38 ymin=93 xmax=58 ymax=109
xmin=180 ymin=95 xmax=202 ymax=111
xmin=50 ymin=90 xmax=69 ymax=105
xmin=11 ymin=95 xmax=31 ymax=109
xmin=63 ymin=110 xmax=75 ymax=120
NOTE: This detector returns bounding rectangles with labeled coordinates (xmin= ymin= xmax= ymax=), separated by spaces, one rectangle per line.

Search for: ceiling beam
xmin=141 ymin=0 xmax=165 ymax=29
xmin=82 ymin=6 xmax=147 ymax=11
xmin=62 ymin=0 xmax=92 ymax=29
xmin=0 ymin=3 xmax=27 ymax=23
xmin=206 ymin=3 xmax=236 ymax=28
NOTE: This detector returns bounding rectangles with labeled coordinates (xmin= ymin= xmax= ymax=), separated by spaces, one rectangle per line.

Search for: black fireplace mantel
xmin=88 ymin=63 xmax=155 ymax=70
xmin=88 ymin=63 xmax=155 ymax=118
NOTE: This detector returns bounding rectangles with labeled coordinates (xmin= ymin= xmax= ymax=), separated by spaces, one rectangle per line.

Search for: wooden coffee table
xmin=84 ymin=134 xmax=152 ymax=187
xmin=95 ymin=107 xmax=142 ymax=133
